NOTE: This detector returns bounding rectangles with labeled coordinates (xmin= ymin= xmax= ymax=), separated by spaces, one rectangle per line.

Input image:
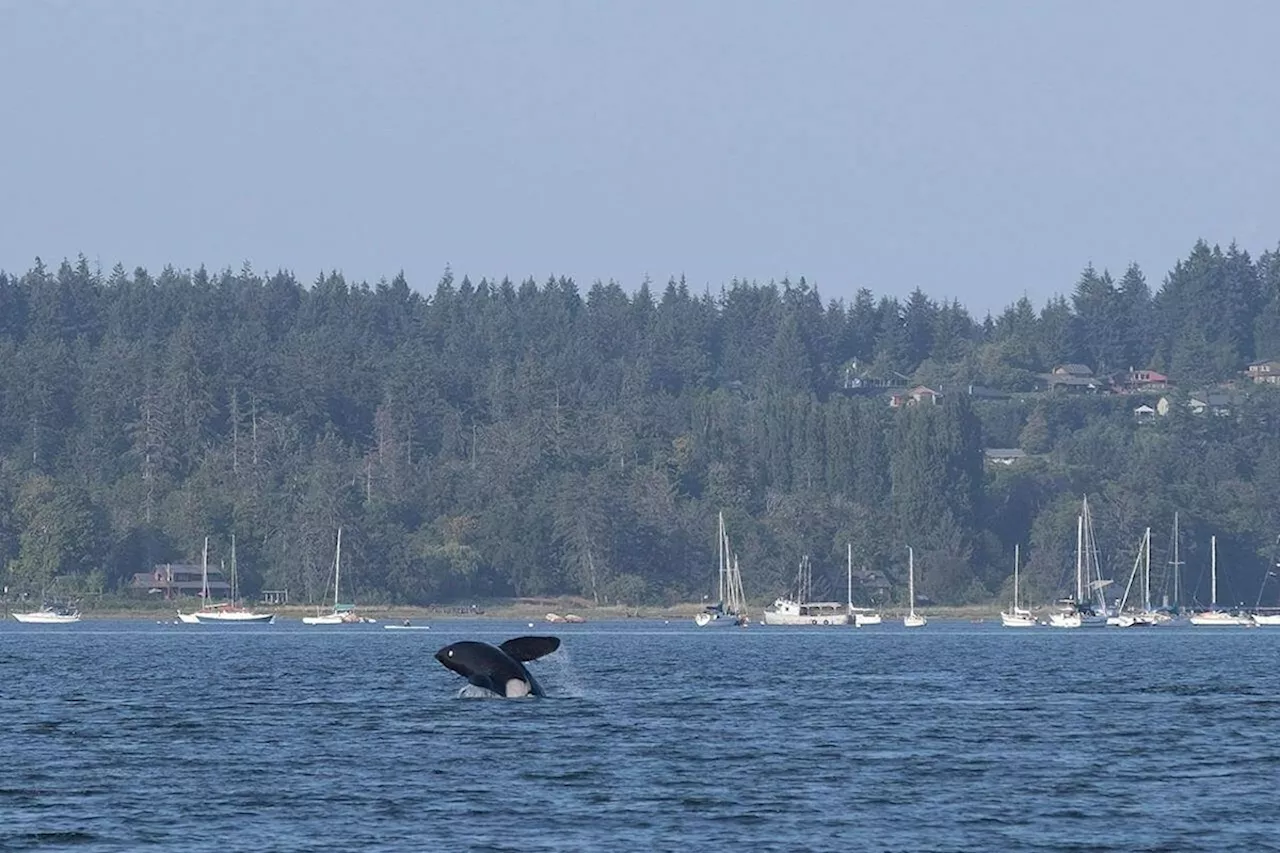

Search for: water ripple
xmin=1 ymin=621 xmax=1279 ymax=850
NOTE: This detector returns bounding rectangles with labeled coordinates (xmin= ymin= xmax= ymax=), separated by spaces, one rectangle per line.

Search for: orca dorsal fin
xmin=499 ymin=636 xmax=560 ymax=663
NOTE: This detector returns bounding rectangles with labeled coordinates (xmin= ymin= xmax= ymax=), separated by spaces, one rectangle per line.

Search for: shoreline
xmin=3 ymin=597 xmax=1003 ymax=623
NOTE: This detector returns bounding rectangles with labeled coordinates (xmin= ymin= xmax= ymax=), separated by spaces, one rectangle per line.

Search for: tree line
xmin=1 ymin=237 xmax=1278 ymax=610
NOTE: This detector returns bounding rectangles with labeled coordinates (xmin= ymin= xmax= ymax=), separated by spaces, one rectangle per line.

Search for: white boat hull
xmin=694 ymin=611 xmax=745 ymax=628
xmin=1048 ymin=610 xmax=1108 ymax=629
xmin=1189 ymin=611 xmax=1252 ymax=627
xmin=302 ymin=613 xmax=347 ymax=625
xmin=851 ymin=612 xmax=882 ymax=627
xmin=1250 ymin=613 xmax=1280 ymax=626
xmin=903 ymin=613 xmax=927 ymax=628
xmin=761 ymin=606 xmax=849 ymax=626
xmin=1108 ymin=612 xmax=1157 ymax=628
xmin=175 ymin=612 xmax=202 ymax=624
xmin=12 ymin=610 xmax=80 ymax=624
xmin=1000 ymin=611 xmax=1037 ymax=628
xmin=194 ymin=611 xmax=275 ymax=624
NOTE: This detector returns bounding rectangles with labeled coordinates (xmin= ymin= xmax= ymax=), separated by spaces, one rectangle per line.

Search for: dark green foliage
xmin=1 ymin=238 xmax=1279 ymax=609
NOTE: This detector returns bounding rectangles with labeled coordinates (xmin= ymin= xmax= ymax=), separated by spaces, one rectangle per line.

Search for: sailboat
xmin=1158 ymin=512 xmax=1186 ymax=621
xmin=176 ymin=538 xmax=216 ymax=624
xmin=1000 ymin=544 xmax=1036 ymax=627
xmin=194 ymin=535 xmax=275 ymax=624
xmin=1048 ymin=496 xmax=1110 ymax=628
xmin=1108 ymin=527 xmax=1157 ymax=627
xmin=847 ymin=542 xmax=882 ymax=627
xmin=1248 ymin=542 xmax=1280 ymax=626
xmin=1189 ymin=535 xmax=1251 ymax=626
xmin=303 ymin=528 xmax=369 ymax=625
xmin=903 ymin=546 xmax=926 ymax=628
xmin=695 ymin=512 xmax=748 ymax=627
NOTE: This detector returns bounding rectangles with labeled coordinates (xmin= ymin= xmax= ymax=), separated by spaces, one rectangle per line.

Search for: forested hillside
xmin=2 ymin=238 xmax=1279 ymax=610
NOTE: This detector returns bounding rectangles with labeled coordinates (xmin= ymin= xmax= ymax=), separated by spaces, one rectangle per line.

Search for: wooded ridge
xmin=2 ymin=237 xmax=1278 ymax=610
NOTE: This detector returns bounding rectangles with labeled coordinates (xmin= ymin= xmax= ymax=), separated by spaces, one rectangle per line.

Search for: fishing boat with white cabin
xmin=763 ymin=554 xmax=849 ymax=626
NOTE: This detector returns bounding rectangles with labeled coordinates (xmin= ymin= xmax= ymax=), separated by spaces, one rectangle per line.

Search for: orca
xmin=434 ymin=636 xmax=561 ymax=698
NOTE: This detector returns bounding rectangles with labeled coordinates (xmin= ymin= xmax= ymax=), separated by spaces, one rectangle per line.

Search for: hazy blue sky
xmin=2 ymin=1 xmax=1277 ymax=316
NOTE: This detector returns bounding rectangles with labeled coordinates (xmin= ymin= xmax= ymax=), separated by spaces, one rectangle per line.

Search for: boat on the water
xmin=1048 ymin=496 xmax=1111 ymax=628
xmin=194 ymin=536 xmax=275 ymax=624
xmin=1189 ymin=535 xmax=1251 ymax=626
xmin=763 ymin=554 xmax=849 ymax=626
xmin=694 ymin=512 xmax=749 ymax=628
xmin=303 ymin=528 xmax=372 ymax=625
xmin=844 ymin=542 xmax=881 ymax=627
xmin=1107 ymin=527 xmax=1158 ymax=628
xmin=1001 ymin=544 xmax=1036 ymax=628
xmin=177 ymin=537 xmax=218 ymax=624
xmin=903 ymin=546 xmax=926 ymax=628
xmin=12 ymin=605 xmax=80 ymax=624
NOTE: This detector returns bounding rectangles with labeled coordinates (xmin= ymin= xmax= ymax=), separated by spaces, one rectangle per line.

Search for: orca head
xmin=434 ymin=636 xmax=560 ymax=698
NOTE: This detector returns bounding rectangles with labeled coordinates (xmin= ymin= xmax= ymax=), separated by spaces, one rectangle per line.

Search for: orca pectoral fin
xmin=499 ymin=636 xmax=561 ymax=663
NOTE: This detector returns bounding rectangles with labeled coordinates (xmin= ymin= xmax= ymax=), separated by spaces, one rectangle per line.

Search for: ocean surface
xmin=2 ymin=617 xmax=1278 ymax=852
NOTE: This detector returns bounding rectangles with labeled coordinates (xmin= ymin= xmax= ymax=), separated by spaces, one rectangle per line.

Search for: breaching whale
xmin=434 ymin=636 xmax=561 ymax=698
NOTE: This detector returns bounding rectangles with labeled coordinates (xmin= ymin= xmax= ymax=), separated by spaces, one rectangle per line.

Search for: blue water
xmin=2 ymin=619 xmax=1277 ymax=851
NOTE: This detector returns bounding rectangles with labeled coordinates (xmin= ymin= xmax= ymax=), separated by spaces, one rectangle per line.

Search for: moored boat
xmin=1189 ymin=536 xmax=1251 ymax=627
xmin=695 ymin=512 xmax=748 ymax=628
xmin=194 ymin=536 xmax=275 ymax=624
xmin=1001 ymin=545 xmax=1037 ymax=628
xmin=1048 ymin=497 xmax=1111 ymax=628
xmin=763 ymin=554 xmax=850 ymax=626
xmin=12 ymin=605 xmax=80 ymax=624
xmin=303 ymin=528 xmax=372 ymax=625
xmin=903 ymin=546 xmax=926 ymax=628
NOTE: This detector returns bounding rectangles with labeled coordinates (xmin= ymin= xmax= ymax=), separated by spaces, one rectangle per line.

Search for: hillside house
xmin=1247 ymin=359 xmax=1280 ymax=385
xmin=1122 ymin=368 xmax=1171 ymax=391
xmin=889 ymin=385 xmax=942 ymax=408
xmin=1187 ymin=393 xmax=1236 ymax=417
xmin=130 ymin=562 xmax=231 ymax=600
xmin=983 ymin=448 xmax=1028 ymax=466
xmin=1041 ymin=364 xmax=1104 ymax=393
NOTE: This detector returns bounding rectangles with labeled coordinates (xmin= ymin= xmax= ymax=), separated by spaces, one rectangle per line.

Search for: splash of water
xmin=536 ymin=648 xmax=586 ymax=699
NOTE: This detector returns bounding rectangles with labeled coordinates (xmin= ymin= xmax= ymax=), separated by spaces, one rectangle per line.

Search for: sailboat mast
xmin=230 ymin=534 xmax=237 ymax=604
xmin=907 ymin=546 xmax=916 ymax=617
xmin=846 ymin=542 xmax=853 ymax=615
xmin=1172 ymin=512 xmax=1181 ymax=608
xmin=334 ymin=527 xmax=343 ymax=606
xmin=1211 ymin=534 xmax=1217 ymax=609
xmin=717 ymin=512 xmax=726 ymax=605
xmin=1014 ymin=544 xmax=1020 ymax=610
xmin=202 ymin=537 xmax=209 ymax=602
xmin=1142 ymin=527 xmax=1151 ymax=612
xmin=1076 ymin=510 xmax=1084 ymax=602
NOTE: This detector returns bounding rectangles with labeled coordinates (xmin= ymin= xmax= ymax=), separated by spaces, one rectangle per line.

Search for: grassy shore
xmin=5 ymin=596 xmax=1005 ymax=622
